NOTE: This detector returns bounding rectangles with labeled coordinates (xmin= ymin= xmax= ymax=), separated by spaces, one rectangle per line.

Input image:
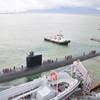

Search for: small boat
xmin=0 ymin=71 xmax=79 ymax=100
xmin=44 ymin=32 xmax=70 ymax=45
xmin=90 ymin=38 xmax=100 ymax=42
xmin=97 ymin=28 xmax=100 ymax=30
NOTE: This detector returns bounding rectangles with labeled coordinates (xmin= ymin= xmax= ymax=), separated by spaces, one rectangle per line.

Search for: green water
xmin=0 ymin=13 xmax=100 ymax=85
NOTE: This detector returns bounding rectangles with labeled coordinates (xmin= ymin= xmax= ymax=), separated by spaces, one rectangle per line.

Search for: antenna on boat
xmin=58 ymin=30 xmax=63 ymax=37
xmin=59 ymin=30 xmax=63 ymax=34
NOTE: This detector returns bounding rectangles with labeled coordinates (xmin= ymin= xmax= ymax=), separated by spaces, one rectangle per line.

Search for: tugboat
xmin=44 ymin=32 xmax=70 ymax=45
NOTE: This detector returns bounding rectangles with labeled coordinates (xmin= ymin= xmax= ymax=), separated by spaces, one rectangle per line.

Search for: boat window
xmin=58 ymin=82 xmax=69 ymax=87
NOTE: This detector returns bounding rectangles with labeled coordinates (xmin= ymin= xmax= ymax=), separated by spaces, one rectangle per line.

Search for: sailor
xmin=41 ymin=75 xmax=49 ymax=86
xmin=21 ymin=65 xmax=23 ymax=69
xmin=13 ymin=66 xmax=15 ymax=70
xmin=56 ymin=58 xmax=58 ymax=62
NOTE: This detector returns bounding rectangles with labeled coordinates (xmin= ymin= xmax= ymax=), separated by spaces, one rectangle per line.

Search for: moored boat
xmin=0 ymin=70 xmax=79 ymax=100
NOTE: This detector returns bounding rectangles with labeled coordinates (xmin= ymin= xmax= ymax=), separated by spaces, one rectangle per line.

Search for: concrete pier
xmin=0 ymin=51 xmax=100 ymax=83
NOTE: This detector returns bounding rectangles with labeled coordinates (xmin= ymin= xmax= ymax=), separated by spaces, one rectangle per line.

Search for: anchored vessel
xmin=44 ymin=33 xmax=70 ymax=45
xmin=90 ymin=38 xmax=100 ymax=42
xmin=0 ymin=71 xmax=79 ymax=100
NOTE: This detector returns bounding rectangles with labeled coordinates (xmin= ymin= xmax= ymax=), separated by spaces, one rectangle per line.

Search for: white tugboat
xmin=44 ymin=32 xmax=70 ymax=45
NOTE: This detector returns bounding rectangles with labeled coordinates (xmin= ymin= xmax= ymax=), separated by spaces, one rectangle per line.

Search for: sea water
xmin=0 ymin=13 xmax=100 ymax=85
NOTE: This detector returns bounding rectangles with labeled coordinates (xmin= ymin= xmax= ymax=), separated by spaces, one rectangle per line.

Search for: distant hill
xmin=28 ymin=7 xmax=100 ymax=15
xmin=0 ymin=7 xmax=100 ymax=15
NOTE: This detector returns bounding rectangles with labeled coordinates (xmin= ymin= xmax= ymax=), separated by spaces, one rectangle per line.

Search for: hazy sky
xmin=0 ymin=0 xmax=100 ymax=13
